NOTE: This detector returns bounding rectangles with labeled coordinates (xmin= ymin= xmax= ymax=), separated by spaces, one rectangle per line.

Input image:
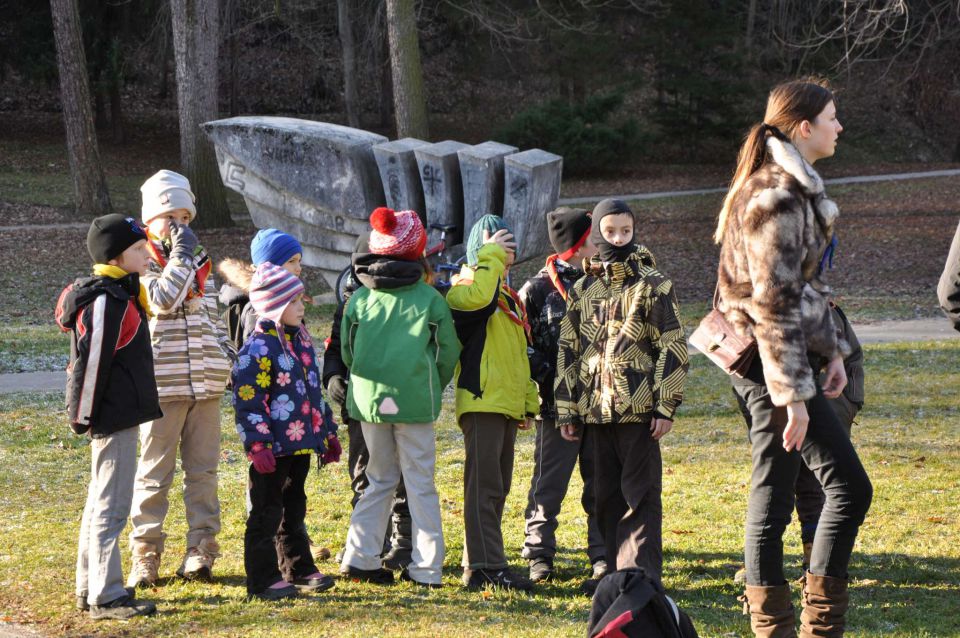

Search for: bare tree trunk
xmin=338 ymin=0 xmax=360 ymax=127
xmin=50 ymin=0 xmax=112 ymax=217
xmin=226 ymin=0 xmax=239 ymax=116
xmin=375 ymin=20 xmax=393 ymax=129
xmin=170 ymin=0 xmax=231 ymax=228
xmin=385 ymin=0 xmax=428 ymax=139
xmin=744 ymin=0 xmax=757 ymax=53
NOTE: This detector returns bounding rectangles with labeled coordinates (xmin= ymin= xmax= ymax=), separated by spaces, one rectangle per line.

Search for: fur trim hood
xmin=218 ymin=258 xmax=254 ymax=306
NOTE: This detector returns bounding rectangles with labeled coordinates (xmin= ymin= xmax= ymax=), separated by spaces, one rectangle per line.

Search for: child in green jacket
xmin=447 ymin=214 xmax=540 ymax=592
xmin=339 ymin=208 xmax=460 ymax=587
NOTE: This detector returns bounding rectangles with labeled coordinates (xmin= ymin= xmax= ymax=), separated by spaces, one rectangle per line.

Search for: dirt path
xmin=1 ymin=319 xmax=955 ymax=395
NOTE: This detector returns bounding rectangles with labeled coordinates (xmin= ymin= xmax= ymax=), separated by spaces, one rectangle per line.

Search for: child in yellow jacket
xmin=446 ymin=214 xmax=539 ymax=592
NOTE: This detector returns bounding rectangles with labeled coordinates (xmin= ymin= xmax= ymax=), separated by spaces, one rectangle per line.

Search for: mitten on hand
xmin=326 ymin=375 xmax=348 ymax=406
xmin=168 ymin=221 xmax=199 ymax=263
xmin=321 ymin=434 xmax=342 ymax=465
xmin=248 ymin=445 xmax=276 ymax=474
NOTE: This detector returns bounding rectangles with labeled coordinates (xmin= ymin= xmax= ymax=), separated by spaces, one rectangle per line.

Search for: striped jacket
xmin=144 ymin=240 xmax=233 ymax=400
xmin=554 ymin=247 xmax=689 ymax=426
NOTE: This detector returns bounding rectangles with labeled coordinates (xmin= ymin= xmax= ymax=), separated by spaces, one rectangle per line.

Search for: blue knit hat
xmin=466 ymin=214 xmax=514 ymax=265
xmin=250 ymin=228 xmax=302 ymax=267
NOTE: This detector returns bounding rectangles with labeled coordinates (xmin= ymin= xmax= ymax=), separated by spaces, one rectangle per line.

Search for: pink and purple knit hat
xmin=250 ymin=263 xmax=304 ymax=327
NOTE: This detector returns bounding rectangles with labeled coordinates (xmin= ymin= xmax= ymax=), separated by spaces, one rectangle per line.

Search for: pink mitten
xmin=322 ymin=434 xmax=342 ymax=465
xmin=248 ymin=445 xmax=276 ymax=474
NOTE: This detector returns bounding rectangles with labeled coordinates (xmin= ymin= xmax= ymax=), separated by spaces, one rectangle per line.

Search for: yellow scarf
xmin=92 ymin=264 xmax=153 ymax=318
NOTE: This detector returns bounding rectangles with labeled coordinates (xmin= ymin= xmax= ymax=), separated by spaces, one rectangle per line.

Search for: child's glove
xmin=169 ymin=221 xmax=199 ymax=263
xmin=321 ymin=434 xmax=342 ymax=465
xmin=326 ymin=375 xmax=348 ymax=406
xmin=248 ymin=445 xmax=276 ymax=474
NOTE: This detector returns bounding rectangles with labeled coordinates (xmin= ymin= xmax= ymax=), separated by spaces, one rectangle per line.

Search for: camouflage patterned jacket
xmin=554 ymin=247 xmax=689 ymax=427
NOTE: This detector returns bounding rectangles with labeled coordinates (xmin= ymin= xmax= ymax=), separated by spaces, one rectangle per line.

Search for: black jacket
xmin=518 ymin=260 xmax=584 ymax=419
xmin=938 ymin=219 xmax=960 ymax=332
xmin=56 ymin=274 xmax=162 ymax=438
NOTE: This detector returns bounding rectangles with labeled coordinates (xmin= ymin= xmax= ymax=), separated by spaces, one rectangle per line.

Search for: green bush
xmin=497 ymin=92 xmax=645 ymax=176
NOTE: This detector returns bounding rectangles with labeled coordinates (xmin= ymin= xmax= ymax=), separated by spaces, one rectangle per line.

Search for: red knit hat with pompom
xmin=368 ymin=207 xmax=427 ymax=261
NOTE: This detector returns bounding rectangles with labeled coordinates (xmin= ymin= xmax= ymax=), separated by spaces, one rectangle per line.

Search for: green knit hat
xmin=466 ymin=214 xmax=514 ymax=265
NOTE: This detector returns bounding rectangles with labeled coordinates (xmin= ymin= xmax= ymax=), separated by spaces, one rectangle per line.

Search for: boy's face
xmin=146 ymin=209 xmax=192 ymax=241
xmin=282 ymin=253 xmax=303 ymax=277
xmin=110 ymin=239 xmax=151 ymax=276
xmin=599 ymin=213 xmax=634 ymax=247
xmin=280 ymin=294 xmax=305 ymax=327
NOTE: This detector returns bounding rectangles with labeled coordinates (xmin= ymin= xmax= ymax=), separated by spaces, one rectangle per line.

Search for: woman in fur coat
xmin=714 ymin=80 xmax=872 ymax=637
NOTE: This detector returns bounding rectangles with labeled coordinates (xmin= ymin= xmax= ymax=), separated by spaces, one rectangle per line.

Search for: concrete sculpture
xmin=203 ymin=116 xmax=562 ymax=288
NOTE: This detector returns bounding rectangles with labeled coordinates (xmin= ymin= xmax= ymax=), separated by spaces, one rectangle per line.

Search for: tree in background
xmin=170 ymin=0 xmax=231 ymax=228
xmin=386 ymin=0 xmax=429 ymax=138
xmin=50 ymin=0 xmax=112 ymax=217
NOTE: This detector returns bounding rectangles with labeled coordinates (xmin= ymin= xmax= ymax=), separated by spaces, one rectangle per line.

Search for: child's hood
xmin=217 ymin=257 xmax=254 ymax=304
xmin=55 ymin=275 xmax=137 ymax=331
xmin=353 ymin=254 xmax=424 ymax=290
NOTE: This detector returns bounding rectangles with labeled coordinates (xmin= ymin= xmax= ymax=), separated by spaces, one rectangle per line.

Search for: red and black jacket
xmin=56 ymin=274 xmax=162 ymax=438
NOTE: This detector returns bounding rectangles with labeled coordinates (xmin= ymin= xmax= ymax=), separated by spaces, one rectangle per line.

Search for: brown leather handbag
xmin=690 ymin=287 xmax=757 ymax=378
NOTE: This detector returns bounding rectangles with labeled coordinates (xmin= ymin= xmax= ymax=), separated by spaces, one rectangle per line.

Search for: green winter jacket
xmin=342 ymin=262 xmax=460 ymax=424
xmin=446 ymin=243 xmax=540 ymax=421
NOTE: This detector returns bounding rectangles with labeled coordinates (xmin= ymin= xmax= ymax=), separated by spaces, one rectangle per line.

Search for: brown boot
xmin=799 ymin=572 xmax=848 ymax=637
xmin=741 ymin=584 xmax=797 ymax=637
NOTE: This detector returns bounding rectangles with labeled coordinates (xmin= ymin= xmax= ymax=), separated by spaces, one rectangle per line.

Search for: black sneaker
xmin=250 ymin=582 xmax=298 ymax=601
xmin=382 ymin=545 xmax=413 ymax=571
xmin=528 ymin=557 xmax=554 ymax=583
xmin=399 ymin=569 xmax=442 ymax=589
xmin=77 ymin=588 xmax=136 ymax=612
xmin=580 ymin=577 xmax=601 ymax=597
xmin=292 ymin=572 xmax=335 ymax=592
xmin=340 ymin=565 xmax=395 ymax=585
xmin=463 ymin=568 xmax=534 ymax=592
xmin=89 ymin=595 xmax=156 ymax=620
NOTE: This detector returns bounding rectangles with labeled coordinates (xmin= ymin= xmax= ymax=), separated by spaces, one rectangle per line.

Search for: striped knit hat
xmin=368 ymin=207 xmax=427 ymax=261
xmin=249 ymin=263 xmax=304 ymax=327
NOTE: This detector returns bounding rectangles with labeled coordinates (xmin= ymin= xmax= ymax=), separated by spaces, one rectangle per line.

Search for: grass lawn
xmin=0 ymin=341 xmax=957 ymax=637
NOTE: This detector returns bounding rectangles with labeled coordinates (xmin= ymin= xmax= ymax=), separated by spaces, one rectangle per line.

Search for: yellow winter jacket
xmin=446 ymin=243 xmax=540 ymax=421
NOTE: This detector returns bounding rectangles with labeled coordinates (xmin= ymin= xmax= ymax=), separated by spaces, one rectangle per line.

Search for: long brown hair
xmin=714 ymin=79 xmax=835 ymax=244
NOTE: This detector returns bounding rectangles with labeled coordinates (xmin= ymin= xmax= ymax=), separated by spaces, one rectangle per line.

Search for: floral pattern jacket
xmin=232 ymin=320 xmax=335 ymax=456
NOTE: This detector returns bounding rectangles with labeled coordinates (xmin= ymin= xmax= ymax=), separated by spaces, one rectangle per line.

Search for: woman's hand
xmin=518 ymin=417 xmax=534 ymax=431
xmin=783 ymin=401 xmax=809 ymax=452
xmin=821 ymin=355 xmax=847 ymax=399
xmin=650 ymin=417 xmax=673 ymax=441
xmin=560 ymin=423 xmax=582 ymax=441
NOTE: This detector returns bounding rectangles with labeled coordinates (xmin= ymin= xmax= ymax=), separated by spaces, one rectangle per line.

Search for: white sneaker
xmin=176 ymin=537 xmax=220 ymax=581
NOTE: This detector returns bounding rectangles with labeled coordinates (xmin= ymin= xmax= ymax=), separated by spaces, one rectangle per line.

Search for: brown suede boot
xmin=741 ymin=584 xmax=797 ymax=637
xmin=799 ymin=572 xmax=849 ymax=637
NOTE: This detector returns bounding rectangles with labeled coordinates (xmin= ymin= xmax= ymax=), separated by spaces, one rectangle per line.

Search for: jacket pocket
xmin=613 ymin=359 xmax=653 ymax=414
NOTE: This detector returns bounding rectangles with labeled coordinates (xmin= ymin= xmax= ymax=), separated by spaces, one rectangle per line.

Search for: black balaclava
xmin=590 ymin=198 xmax=635 ymax=263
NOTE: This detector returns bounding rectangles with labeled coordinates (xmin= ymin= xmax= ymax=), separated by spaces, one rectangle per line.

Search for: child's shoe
xmin=77 ymin=588 xmax=137 ymax=612
xmin=251 ymin=580 xmax=298 ymax=601
xmin=340 ymin=565 xmax=395 ymax=585
xmin=127 ymin=543 xmax=161 ymax=588
xmin=528 ymin=556 xmax=554 ymax=582
xmin=89 ymin=594 xmax=156 ymax=620
xmin=177 ymin=537 xmax=220 ymax=581
xmin=292 ymin=571 xmax=335 ymax=592
xmin=462 ymin=568 xmax=534 ymax=592
xmin=399 ymin=569 xmax=442 ymax=589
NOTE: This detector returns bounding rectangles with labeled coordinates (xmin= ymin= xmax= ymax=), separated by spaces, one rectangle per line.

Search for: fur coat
xmin=717 ymin=136 xmax=849 ymax=406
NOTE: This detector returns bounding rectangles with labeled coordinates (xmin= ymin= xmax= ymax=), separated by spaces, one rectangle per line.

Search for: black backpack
xmin=222 ymin=296 xmax=249 ymax=353
xmin=587 ymin=569 xmax=699 ymax=638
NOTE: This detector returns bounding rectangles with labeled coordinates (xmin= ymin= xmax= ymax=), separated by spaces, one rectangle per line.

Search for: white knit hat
xmin=140 ymin=170 xmax=197 ymax=223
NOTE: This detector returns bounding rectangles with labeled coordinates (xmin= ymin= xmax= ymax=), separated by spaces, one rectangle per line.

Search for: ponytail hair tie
xmin=761 ymin=123 xmax=787 ymax=140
